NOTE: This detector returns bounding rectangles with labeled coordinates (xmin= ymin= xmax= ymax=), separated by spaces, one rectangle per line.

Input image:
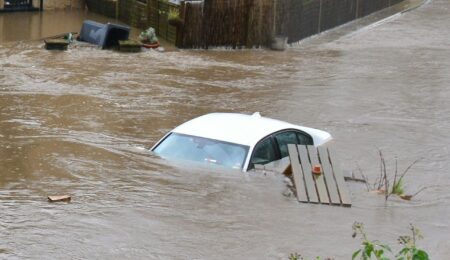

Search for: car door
xmin=248 ymin=137 xmax=277 ymax=169
xmin=248 ymin=130 xmax=313 ymax=170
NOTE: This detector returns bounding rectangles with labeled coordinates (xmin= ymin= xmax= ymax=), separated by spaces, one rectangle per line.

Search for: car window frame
xmin=247 ymin=135 xmax=278 ymax=169
xmin=273 ymin=131 xmax=300 ymax=158
xmin=247 ymin=128 xmax=314 ymax=171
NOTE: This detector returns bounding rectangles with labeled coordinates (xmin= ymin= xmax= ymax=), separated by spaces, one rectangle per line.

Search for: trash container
xmin=79 ymin=20 xmax=130 ymax=49
xmin=271 ymin=35 xmax=288 ymax=51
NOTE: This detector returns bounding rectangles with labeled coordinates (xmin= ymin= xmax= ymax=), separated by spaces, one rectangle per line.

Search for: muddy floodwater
xmin=1 ymin=1 xmax=449 ymax=259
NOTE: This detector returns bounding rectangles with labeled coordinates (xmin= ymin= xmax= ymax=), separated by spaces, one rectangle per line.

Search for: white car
xmin=151 ymin=112 xmax=332 ymax=171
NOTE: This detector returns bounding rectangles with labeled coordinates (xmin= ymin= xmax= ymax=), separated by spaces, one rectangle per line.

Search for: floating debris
xmin=139 ymin=27 xmax=158 ymax=45
xmin=312 ymin=164 xmax=322 ymax=176
xmin=118 ymin=40 xmax=142 ymax=53
xmin=288 ymin=144 xmax=351 ymax=207
xmin=79 ymin=20 xmax=130 ymax=49
xmin=44 ymin=39 xmax=69 ymax=51
xmin=400 ymin=194 xmax=413 ymax=201
xmin=271 ymin=35 xmax=288 ymax=51
xmin=48 ymin=195 xmax=71 ymax=202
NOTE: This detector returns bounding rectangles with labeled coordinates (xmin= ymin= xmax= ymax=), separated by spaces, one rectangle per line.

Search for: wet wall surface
xmin=1 ymin=2 xmax=449 ymax=259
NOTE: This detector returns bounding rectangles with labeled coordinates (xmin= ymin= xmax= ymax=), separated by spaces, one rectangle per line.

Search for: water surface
xmin=1 ymin=3 xmax=449 ymax=259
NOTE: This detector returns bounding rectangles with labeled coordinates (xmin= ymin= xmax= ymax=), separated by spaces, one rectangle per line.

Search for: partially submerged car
xmin=151 ymin=112 xmax=332 ymax=172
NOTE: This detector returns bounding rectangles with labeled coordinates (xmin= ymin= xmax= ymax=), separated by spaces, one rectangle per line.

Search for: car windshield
xmin=153 ymin=133 xmax=249 ymax=170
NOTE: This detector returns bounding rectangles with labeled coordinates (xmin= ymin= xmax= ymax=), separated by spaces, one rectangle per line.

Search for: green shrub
xmin=352 ymin=222 xmax=429 ymax=260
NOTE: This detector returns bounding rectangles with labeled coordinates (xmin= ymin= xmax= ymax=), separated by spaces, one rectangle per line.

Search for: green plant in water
xmin=290 ymin=223 xmax=429 ymax=260
xmin=390 ymin=157 xmax=405 ymax=197
xmin=352 ymin=222 xmax=391 ymax=260
xmin=358 ymin=151 xmax=424 ymax=201
xmin=288 ymin=254 xmax=328 ymax=260
xmin=391 ymin=178 xmax=404 ymax=196
xmin=288 ymin=253 xmax=301 ymax=260
xmin=396 ymin=224 xmax=429 ymax=260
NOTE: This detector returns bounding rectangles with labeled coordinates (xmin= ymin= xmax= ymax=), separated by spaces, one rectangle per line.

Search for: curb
xmin=400 ymin=0 xmax=430 ymax=14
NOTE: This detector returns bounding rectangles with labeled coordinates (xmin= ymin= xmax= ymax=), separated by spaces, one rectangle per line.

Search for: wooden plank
xmin=297 ymin=145 xmax=319 ymax=203
xmin=288 ymin=144 xmax=308 ymax=202
xmin=48 ymin=195 xmax=71 ymax=202
xmin=327 ymin=147 xmax=352 ymax=207
xmin=307 ymin=145 xmax=330 ymax=204
xmin=318 ymin=146 xmax=341 ymax=205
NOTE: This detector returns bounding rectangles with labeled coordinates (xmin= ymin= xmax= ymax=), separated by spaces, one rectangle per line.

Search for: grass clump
xmin=355 ymin=150 xmax=426 ymax=201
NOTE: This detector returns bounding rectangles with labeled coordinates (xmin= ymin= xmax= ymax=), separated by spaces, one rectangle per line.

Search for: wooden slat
xmin=327 ymin=147 xmax=352 ymax=207
xmin=288 ymin=144 xmax=308 ymax=202
xmin=318 ymin=146 xmax=341 ymax=205
xmin=307 ymin=145 xmax=330 ymax=204
xmin=297 ymin=145 xmax=319 ymax=203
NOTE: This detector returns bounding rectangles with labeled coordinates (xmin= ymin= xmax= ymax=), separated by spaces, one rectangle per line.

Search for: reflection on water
xmin=1 ymin=2 xmax=450 ymax=259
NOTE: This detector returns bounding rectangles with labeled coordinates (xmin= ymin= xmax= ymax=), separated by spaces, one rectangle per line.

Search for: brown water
xmin=1 ymin=3 xmax=449 ymax=259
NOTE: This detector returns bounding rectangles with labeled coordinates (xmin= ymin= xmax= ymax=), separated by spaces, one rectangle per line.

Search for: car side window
xmin=250 ymin=138 xmax=276 ymax=166
xmin=274 ymin=131 xmax=298 ymax=158
xmin=275 ymin=131 xmax=314 ymax=158
xmin=296 ymin=132 xmax=313 ymax=146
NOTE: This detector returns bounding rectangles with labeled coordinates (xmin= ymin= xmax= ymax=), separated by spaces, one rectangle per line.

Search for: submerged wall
xmin=0 ymin=0 xmax=85 ymax=11
xmin=44 ymin=0 xmax=85 ymax=10
xmin=32 ymin=0 xmax=85 ymax=10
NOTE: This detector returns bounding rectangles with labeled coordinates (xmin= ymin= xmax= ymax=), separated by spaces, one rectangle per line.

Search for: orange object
xmin=312 ymin=165 xmax=322 ymax=175
xmin=142 ymin=41 xmax=160 ymax=49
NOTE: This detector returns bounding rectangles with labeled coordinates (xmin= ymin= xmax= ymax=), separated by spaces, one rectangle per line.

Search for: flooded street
xmin=1 ymin=1 xmax=449 ymax=259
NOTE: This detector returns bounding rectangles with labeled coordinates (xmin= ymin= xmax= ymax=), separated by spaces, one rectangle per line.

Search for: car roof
xmin=171 ymin=112 xmax=331 ymax=147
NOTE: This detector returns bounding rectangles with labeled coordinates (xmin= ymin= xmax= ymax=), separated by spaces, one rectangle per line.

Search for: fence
xmin=179 ymin=0 xmax=279 ymax=48
xmin=85 ymin=0 xmax=179 ymax=44
xmin=179 ymin=0 xmax=405 ymax=48
xmin=148 ymin=0 xmax=178 ymax=44
xmin=85 ymin=0 xmax=405 ymax=48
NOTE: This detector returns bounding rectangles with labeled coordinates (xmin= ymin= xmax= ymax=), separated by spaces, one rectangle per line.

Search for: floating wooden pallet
xmin=118 ymin=40 xmax=142 ymax=53
xmin=288 ymin=144 xmax=351 ymax=207
xmin=44 ymin=39 xmax=69 ymax=51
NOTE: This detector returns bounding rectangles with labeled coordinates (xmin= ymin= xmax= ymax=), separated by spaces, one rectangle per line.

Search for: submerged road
xmin=0 ymin=0 xmax=449 ymax=258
